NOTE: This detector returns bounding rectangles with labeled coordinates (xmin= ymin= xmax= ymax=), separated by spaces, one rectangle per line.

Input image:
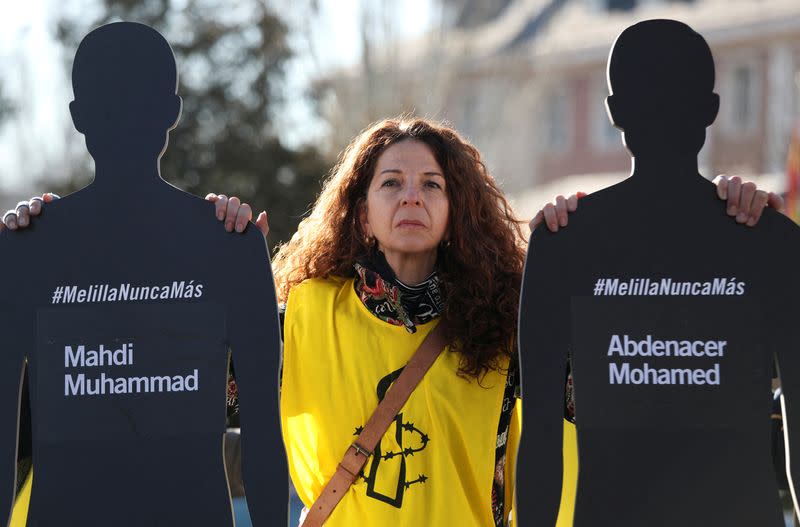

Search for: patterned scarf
xmin=353 ymin=250 xmax=444 ymax=333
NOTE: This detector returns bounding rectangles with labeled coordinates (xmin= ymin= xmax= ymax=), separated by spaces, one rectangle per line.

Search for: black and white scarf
xmin=353 ymin=250 xmax=444 ymax=333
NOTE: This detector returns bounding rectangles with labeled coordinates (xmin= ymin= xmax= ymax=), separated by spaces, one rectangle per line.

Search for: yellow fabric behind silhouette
xmin=508 ymin=419 xmax=578 ymax=527
xmin=557 ymin=419 xmax=578 ymax=527
xmin=10 ymin=469 xmax=31 ymax=527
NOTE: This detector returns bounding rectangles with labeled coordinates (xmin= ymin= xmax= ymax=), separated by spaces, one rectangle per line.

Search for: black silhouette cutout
xmin=0 ymin=22 xmax=286 ymax=526
xmin=517 ymin=19 xmax=800 ymax=526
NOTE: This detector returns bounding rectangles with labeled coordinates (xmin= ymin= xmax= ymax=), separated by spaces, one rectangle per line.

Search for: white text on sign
xmin=63 ymin=341 xmax=199 ymax=396
xmin=607 ymin=334 xmax=725 ymax=386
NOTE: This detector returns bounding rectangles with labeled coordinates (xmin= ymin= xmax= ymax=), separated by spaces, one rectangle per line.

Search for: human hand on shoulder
xmin=713 ymin=174 xmax=783 ymax=227
xmin=529 ymin=192 xmax=586 ymax=233
xmin=205 ymin=193 xmax=268 ymax=237
xmin=526 ymin=174 xmax=782 ymax=236
xmin=1 ymin=193 xmax=60 ymax=232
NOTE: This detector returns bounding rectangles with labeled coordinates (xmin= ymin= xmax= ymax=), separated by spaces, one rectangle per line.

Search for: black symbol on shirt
xmin=355 ymin=367 xmax=430 ymax=508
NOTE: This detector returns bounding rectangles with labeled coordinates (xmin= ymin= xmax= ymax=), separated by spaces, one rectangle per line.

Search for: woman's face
xmin=361 ymin=139 xmax=450 ymax=258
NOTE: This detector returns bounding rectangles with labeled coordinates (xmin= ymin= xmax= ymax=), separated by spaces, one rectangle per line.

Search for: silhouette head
xmin=605 ymin=19 xmax=719 ymax=159
xmin=69 ymin=22 xmax=182 ymax=164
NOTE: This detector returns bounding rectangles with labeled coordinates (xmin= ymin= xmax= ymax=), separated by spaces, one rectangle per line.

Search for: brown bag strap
xmin=300 ymin=322 xmax=448 ymax=527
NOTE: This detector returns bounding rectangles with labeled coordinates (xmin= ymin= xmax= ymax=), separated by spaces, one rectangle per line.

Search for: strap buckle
xmin=350 ymin=442 xmax=372 ymax=458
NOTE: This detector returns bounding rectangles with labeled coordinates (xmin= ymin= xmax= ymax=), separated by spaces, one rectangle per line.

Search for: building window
xmin=794 ymin=67 xmax=800 ymax=119
xmin=461 ymin=89 xmax=478 ymax=132
xmin=606 ymin=0 xmax=637 ymax=11
xmin=591 ymin=76 xmax=619 ymax=151
xmin=544 ymin=87 xmax=571 ymax=152
xmin=722 ymin=59 xmax=761 ymax=136
xmin=732 ymin=66 xmax=754 ymax=129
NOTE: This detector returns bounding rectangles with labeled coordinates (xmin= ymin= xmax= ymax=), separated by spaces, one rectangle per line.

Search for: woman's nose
xmin=401 ymin=184 xmax=422 ymax=206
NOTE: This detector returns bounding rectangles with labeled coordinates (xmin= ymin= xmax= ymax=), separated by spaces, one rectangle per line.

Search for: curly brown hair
xmin=272 ymin=117 xmax=528 ymax=379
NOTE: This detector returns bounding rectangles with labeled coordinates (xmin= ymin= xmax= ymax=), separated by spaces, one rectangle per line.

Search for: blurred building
xmin=317 ymin=0 xmax=800 ymax=218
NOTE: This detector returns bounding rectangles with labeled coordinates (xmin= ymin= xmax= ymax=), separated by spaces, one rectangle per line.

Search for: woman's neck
xmin=381 ymin=248 xmax=437 ymax=285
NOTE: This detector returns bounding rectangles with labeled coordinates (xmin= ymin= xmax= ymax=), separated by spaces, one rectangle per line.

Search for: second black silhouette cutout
xmin=517 ymin=19 xmax=800 ymax=527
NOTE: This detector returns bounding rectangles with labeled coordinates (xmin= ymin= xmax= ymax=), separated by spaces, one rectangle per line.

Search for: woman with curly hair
xmin=270 ymin=116 xmax=526 ymax=526
xmin=3 ymin=116 xmax=779 ymax=527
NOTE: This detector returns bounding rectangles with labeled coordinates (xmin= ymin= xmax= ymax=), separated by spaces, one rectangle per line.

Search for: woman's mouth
xmin=397 ymin=220 xmax=425 ymax=228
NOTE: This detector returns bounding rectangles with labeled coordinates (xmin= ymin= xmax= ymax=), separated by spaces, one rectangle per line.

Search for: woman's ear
xmin=358 ymin=198 xmax=372 ymax=238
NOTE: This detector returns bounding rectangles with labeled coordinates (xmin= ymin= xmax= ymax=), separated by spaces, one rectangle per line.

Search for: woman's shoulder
xmin=293 ymin=275 xmax=350 ymax=291
xmin=287 ymin=275 xmax=352 ymax=304
xmin=285 ymin=275 xmax=353 ymax=324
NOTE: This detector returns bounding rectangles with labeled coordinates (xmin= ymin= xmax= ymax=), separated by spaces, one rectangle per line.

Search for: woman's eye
xmin=381 ymin=179 xmax=398 ymax=187
xmin=425 ymin=181 xmax=441 ymax=189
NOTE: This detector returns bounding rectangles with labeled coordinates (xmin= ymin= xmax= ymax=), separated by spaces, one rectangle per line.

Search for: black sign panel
xmin=35 ymin=304 xmax=226 ymax=443
xmin=0 ymin=22 xmax=286 ymax=527
xmin=571 ymin=297 xmax=765 ymax=430
xmin=569 ymin=297 xmax=780 ymax=525
xmin=516 ymin=19 xmax=800 ymax=527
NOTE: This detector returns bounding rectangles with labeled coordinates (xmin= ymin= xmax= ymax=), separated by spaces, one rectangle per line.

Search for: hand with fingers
xmin=205 ymin=193 xmax=269 ymax=237
xmin=0 ymin=192 xmax=271 ymax=236
xmin=529 ymin=193 xmax=586 ymax=233
xmin=528 ymin=175 xmax=784 ymax=235
xmin=0 ymin=194 xmax=60 ymax=232
xmin=712 ymin=174 xmax=784 ymax=226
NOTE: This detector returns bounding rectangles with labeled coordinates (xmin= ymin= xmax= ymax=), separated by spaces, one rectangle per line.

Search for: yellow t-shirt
xmin=281 ymin=276 xmax=514 ymax=526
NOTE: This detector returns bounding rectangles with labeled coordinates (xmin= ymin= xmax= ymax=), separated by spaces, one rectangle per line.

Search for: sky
xmin=0 ymin=0 xmax=65 ymax=194
xmin=278 ymin=0 xmax=434 ymax=147
xmin=0 ymin=0 xmax=434 ymax=195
